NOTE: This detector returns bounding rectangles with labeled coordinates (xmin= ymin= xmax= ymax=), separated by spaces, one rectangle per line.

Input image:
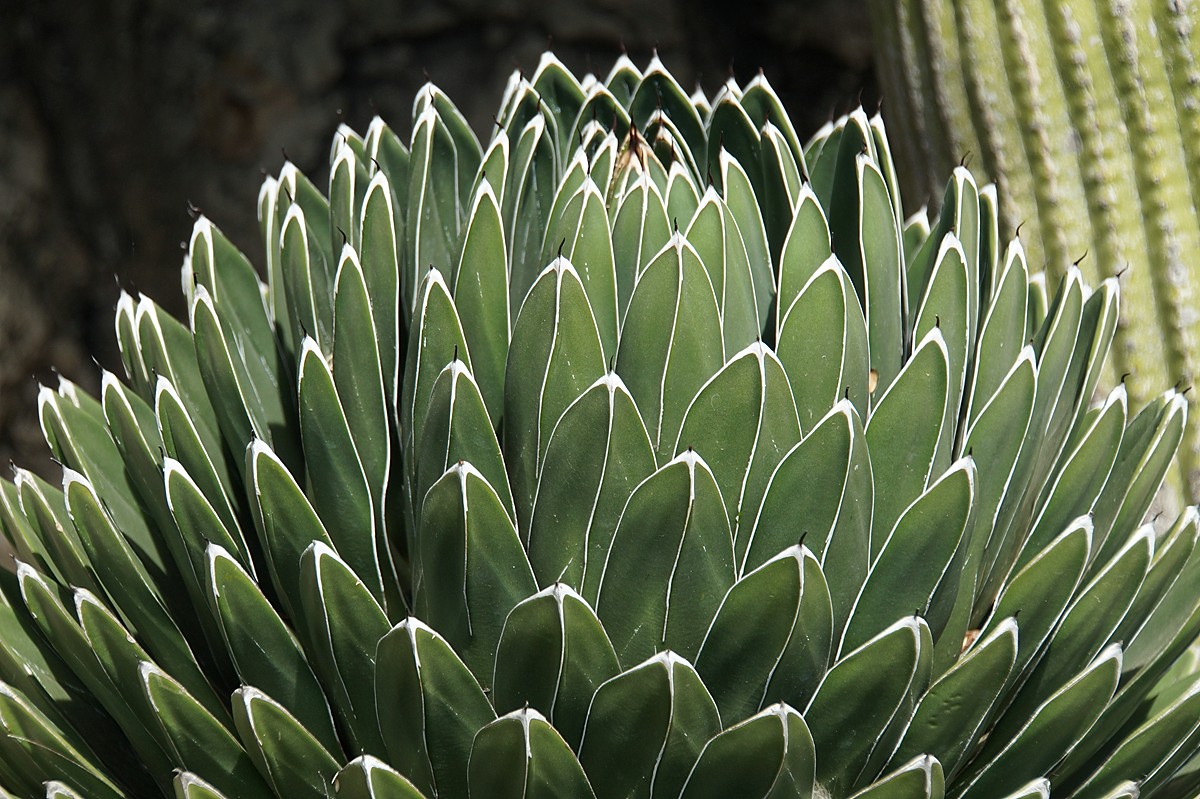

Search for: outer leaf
xmin=743 ymin=401 xmax=873 ymax=634
xmin=978 ymin=517 xmax=1093 ymax=677
xmin=694 ymin=546 xmax=832 ymax=725
xmin=891 ymin=619 xmax=1018 ymax=777
xmin=617 ymin=233 xmax=724 ymax=460
xmin=231 ymin=687 xmax=340 ymax=799
xmin=678 ymin=703 xmax=817 ymax=799
xmin=957 ymin=645 xmax=1122 ymax=797
xmin=504 ymin=257 xmax=607 ymax=532
xmin=297 ymin=542 xmax=390 ymax=756
xmin=865 ymin=328 xmax=951 ymax=554
xmin=468 ymin=708 xmax=597 ymax=799
xmin=804 ymin=617 xmax=930 ymax=795
xmin=140 ymin=663 xmax=272 ymax=799
xmin=414 ymin=463 xmax=537 ymax=680
xmin=578 ymin=652 xmax=721 ymax=799
xmin=298 ymin=337 xmax=384 ymax=605
xmin=415 ymin=361 xmax=515 ymax=526
xmin=776 ymin=256 xmax=871 ymax=426
xmin=841 ymin=459 xmax=975 ymax=653
xmin=595 ymin=451 xmax=735 ymax=666
xmin=205 ymin=544 xmax=341 ymax=757
xmin=848 ymin=755 xmax=944 ymax=799
xmin=332 ymin=756 xmax=427 ymax=799
xmin=529 ymin=373 xmax=657 ymax=599
xmin=676 ymin=343 xmax=802 ymax=562
xmin=452 ymin=179 xmax=510 ymax=422
xmin=376 ymin=619 xmax=496 ymax=799
xmin=246 ymin=439 xmax=336 ymax=620
xmin=492 ymin=584 xmax=620 ymax=749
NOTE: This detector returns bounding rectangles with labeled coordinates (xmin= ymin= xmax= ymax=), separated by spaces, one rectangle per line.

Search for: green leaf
xmin=407 ymin=103 xmax=462 ymax=321
xmin=678 ymin=703 xmax=816 ymax=799
xmin=188 ymin=219 xmax=284 ymax=420
xmin=141 ymin=662 xmax=273 ymax=799
xmin=504 ymin=257 xmax=607 ymax=532
xmin=578 ymin=652 xmax=721 ymax=799
xmin=611 ymin=175 xmax=672 ymax=316
xmin=297 ymin=542 xmax=390 ymax=757
xmin=804 ymin=617 xmax=931 ymax=795
xmin=910 ymin=234 xmax=970 ymax=472
xmin=492 ymin=584 xmax=620 ymax=749
xmin=694 ymin=546 xmax=832 ymax=723
xmin=841 ymin=459 xmax=975 ymax=653
xmin=967 ymin=241 xmax=1030 ymax=425
xmin=332 ymin=246 xmax=393 ymax=538
xmin=505 ymin=116 xmax=558 ymax=308
xmin=776 ymin=256 xmax=870 ymax=427
xmin=333 ymin=756 xmax=428 ymax=799
xmin=164 ymin=457 xmax=253 ymax=595
xmin=978 ymin=516 xmax=1093 ymax=677
xmin=376 ymin=619 xmax=496 ymax=799
xmin=38 ymin=382 xmax=172 ymax=586
xmin=205 ymin=544 xmax=341 ymax=757
xmin=686 ymin=187 xmax=762 ymax=355
xmin=414 ymin=463 xmax=537 ymax=679
xmin=996 ymin=527 xmax=1151 ymax=737
xmin=677 ymin=343 xmax=801 ymax=561
xmin=13 ymin=472 xmax=95 ymax=596
xmin=15 ymin=568 xmax=177 ymax=785
xmin=230 ymin=687 xmax=340 ymax=799
xmin=416 ymin=360 xmax=514 ymax=529
xmin=63 ymin=471 xmax=218 ymax=718
xmin=957 ymin=645 xmax=1122 ymax=797
xmin=400 ymin=266 xmax=473 ymax=535
xmin=719 ymin=151 xmax=774 ymax=332
xmin=246 ymin=439 xmax=336 ymax=619
xmin=616 ymin=233 xmax=724 ymax=460
xmin=329 ymin=139 xmax=368 ymax=253
xmin=776 ymin=186 xmax=833 ymax=335
xmin=468 ymin=708 xmax=597 ymax=799
xmin=891 ymin=619 xmax=1018 ymax=777
xmin=173 ymin=772 xmax=231 ymax=799
xmin=1068 ymin=675 xmax=1200 ymax=797
xmin=1093 ymin=391 xmax=1189 ymax=565
xmin=831 ymin=148 xmax=905 ymax=393
xmin=156 ymin=376 xmax=243 ymax=547
xmin=995 ymin=780 xmax=1050 ymax=799
xmin=665 ymin=161 xmax=700 ymax=227
xmin=1016 ymin=385 xmax=1126 ymax=574
xmin=596 ymin=451 xmax=735 ymax=665
xmin=298 ymin=337 xmax=384 ymax=605
xmin=865 ymin=328 xmax=950 ymax=554
xmin=848 ymin=755 xmax=944 ymax=799
xmin=357 ymin=170 xmax=402 ymax=407
xmin=545 ymin=180 xmax=619 ymax=360
xmin=744 ymin=401 xmax=872 ymax=637
xmin=529 ymin=373 xmax=657 ymax=599
xmin=0 ymin=682 xmax=124 ymax=799
xmin=452 ymin=179 xmax=510 ymax=423
xmin=961 ymin=348 xmax=1037 ymax=593
xmin=629 ymin=55 xmax=706 ymax=162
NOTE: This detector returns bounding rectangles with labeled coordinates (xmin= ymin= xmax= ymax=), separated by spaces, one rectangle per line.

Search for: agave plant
xmin=0 ymin=51 xmax=1197 ymax=799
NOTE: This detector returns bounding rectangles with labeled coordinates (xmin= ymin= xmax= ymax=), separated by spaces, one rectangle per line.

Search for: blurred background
xmin=0 ymin=0 xmax=873 ymax=476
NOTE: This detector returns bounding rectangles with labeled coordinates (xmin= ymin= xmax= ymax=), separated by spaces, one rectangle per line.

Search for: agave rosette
xmin=0 ymin=53 xmax=1198 ymax=799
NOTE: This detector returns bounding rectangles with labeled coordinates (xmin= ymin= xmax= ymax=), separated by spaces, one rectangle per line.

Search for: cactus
xmin=869 ymin=0 xmax=1200 ymax=505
